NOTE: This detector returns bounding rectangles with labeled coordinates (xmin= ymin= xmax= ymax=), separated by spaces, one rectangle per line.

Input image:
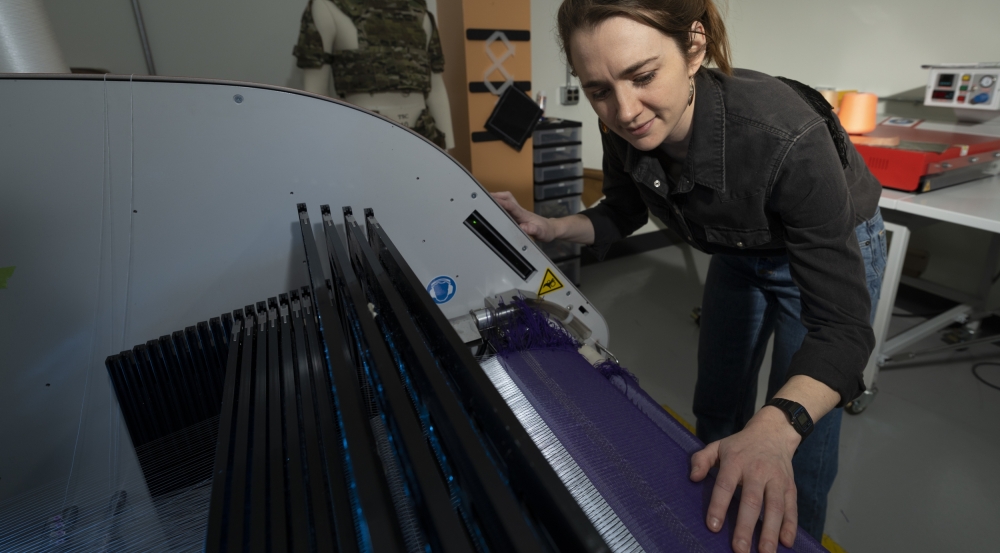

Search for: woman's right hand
xmin=491 ymin=191 xmax=559 ymax=242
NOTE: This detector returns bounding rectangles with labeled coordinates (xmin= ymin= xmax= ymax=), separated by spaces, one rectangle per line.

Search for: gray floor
xmin=579 ymin=244 xmax=1000 ymax=553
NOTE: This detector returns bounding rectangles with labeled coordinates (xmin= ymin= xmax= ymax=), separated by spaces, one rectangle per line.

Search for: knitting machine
xmin=0 ymin=75 xmax=824 ymax=552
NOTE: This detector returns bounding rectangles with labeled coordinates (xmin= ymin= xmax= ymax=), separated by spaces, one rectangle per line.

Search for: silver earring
xmin=688 ymin=76 xmax=695 ymax=106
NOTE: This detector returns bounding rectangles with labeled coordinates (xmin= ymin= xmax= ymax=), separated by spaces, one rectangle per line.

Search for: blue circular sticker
xmin=426 ymin=275 xmax=457 ymax=304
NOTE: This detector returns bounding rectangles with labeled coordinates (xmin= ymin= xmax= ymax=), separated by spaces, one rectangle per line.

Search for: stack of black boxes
xmin=532 ymin=119 xmax=585 ymax=285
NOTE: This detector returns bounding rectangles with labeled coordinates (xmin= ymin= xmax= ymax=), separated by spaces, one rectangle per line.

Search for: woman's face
xmin=570 ymin=17 xmax=705 ymax=152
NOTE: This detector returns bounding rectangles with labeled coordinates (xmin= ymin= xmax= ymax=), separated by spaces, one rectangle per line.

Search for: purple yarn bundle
xmin=594 ymin=358 xmax=639 ymax=383
xmin=485 ymin=297 xmax=580 ymax=355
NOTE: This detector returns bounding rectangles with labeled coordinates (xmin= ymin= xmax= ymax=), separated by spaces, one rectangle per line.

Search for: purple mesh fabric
xmin=604 ymin=373 xmax=703 ymax=457
xmin=497 ymin=349 xmax=826 ymax=553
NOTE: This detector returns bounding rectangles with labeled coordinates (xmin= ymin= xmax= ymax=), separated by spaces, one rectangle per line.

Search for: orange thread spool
xmin=817 ymin=88 xmax=839 ymax=111
xmin=838 ymin=92 xmax=878 ymax=134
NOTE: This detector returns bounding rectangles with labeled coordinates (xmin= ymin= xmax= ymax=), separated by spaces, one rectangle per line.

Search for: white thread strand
xmin=105 ymin=73 xmax=116 ymax=495
xmin=61 ymin=75 xmax=115 ymax=509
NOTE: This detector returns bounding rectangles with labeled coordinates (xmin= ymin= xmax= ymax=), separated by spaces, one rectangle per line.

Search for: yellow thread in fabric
xmin=660 ymin=403 xmax=695 ymax=434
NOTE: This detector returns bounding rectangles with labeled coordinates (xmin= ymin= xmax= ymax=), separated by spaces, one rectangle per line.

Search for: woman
xmin=492 ymin=1 xmax=885 ymax=552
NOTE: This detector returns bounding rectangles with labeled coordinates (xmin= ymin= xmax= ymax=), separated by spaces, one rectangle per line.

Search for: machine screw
xmin=471 ymin=192 xmax=477 ymax=198
xmin=522 ymin=245 xmax=527 ymax=251
xmin=233 ymin=94 xmax=244 ymax=103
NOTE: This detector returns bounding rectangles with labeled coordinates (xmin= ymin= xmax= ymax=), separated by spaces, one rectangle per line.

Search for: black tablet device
xmin=484 ymin=85 xmax=544 ymax=151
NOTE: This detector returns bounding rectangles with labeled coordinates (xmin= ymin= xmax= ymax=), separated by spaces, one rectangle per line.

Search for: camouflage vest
xmin=293 ymin=0 xmax=445 ymax=95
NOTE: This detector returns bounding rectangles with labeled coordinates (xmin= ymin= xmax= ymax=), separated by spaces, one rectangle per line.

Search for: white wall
xmin=42 ymin=0 xmax=442 ymax=88
xmin=41 ymin=0 xmax=149 ymax=74
xmin=530 ymin=1 xmax=605 ymax=169
xmin=41 ymin=0 xmax=339 ymax=88
xmin=531 ymin=0 xmax=1000 ymax=168
xmin=726 ymin=0 xmax=1000 ymax=97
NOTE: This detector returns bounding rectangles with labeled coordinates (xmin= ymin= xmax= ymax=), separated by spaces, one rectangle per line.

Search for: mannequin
xmin=294 ymin=0 xmax=455 ymax=150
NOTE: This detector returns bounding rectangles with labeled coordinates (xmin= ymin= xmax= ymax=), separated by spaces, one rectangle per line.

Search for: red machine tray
xmin=854 ymin=125 xmax=1000 ymax=192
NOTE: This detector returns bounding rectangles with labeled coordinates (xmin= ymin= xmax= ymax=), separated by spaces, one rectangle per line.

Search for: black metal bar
xmin=170 ymin=330 xmax=213 ymax=422
xmin=466 ymin=29 xmax=530 ymax=41
xmin=112 ymin=354 xmax=149 ymax=446
xmin=199 ymin=320 xmax=228 ymax=408
xmin=159 ymin=334 xmax=202 ymax=426
xmin=296 ymin=204 xmax=402 ymax=553
xmin=290 ymin=292 xmax=338 ymax=553
xmin=121 ymin=350 xmax=162 ymax=446
xmin=184 ymin=326 xmax=217 ymax=417
xmin=225 ymin=306 xmax=258 ymax=552
xmin=469 ymin=81 xmax=532 ymax=93
xmin=135 ymin=343 xmax=169 ymax=435
xmin=298 ymin=288 xmax=359 ymax=553
xmin=250 ymin=303 xmax=269 ymax=553
xmin=105 ymin=354 xmax=148 ymax=447
xmin=366 ymin=211 xmax=610 ymax=553
xmin=171 ymin=332 xmax=207 ymax=425
xmin=335 ymin=206 xmax=477 ymax=552
xmin=205 ymin=312 xmax=245 ymax=553
xmin=265 ymin=299 xmax=288 ymax=552
xmin=346 ymin=208 xmax=554 ymax=553
xmin=133 ymin=344 xmax=174 ymax=438
xmin=219 ymin=313 xmax=234 ymax=350
xmin=204 ymin=318 xmax=229 ymax=397
xmin=279 ymin=294 xmax=312 ymax=553
xmin=195 ymin=324 xmax=224 ymax=414
xmin=146 ymin=340 xmax=188 ymax=435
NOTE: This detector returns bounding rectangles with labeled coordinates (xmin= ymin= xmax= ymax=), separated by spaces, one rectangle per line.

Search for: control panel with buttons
xmin=924 ymin=63 xmax=1000 ymax=111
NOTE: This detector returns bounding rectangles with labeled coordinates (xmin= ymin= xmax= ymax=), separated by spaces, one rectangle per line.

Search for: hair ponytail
xmin=700 ymin=0 xmax=731 ymax=75
xmin=557 ymin=0 xmax=733 ymax=76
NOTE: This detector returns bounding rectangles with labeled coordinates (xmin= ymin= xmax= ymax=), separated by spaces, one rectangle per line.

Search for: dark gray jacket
xmin=582 ymin=67 xmax=881 ymax=406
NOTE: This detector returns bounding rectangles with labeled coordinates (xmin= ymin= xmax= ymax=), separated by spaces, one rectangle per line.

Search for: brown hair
xmin=557 ymin=0 xmax=732 ymax=76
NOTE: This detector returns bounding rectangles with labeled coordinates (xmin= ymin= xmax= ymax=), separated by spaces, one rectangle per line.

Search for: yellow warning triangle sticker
xmin=537 ymin=268 xmax=564 ymax=296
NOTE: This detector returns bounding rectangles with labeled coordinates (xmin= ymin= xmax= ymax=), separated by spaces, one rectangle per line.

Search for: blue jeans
xmin=693 ymin=210 xmax=886 ymax=540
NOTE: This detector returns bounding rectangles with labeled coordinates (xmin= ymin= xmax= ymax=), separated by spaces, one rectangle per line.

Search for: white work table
xmin=854 ymin=173 xmax=1000 ymax=412
xmin=879 ymin=174 xmax=1000 ymax=234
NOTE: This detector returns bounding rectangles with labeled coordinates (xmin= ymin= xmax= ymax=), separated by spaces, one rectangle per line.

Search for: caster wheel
xmin=845 ymin=385 xmax=878 ymax=415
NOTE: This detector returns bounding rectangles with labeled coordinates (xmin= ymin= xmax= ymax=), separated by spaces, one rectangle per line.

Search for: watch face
xmin=796 ymin=412 xmax=810 ymax=426
xmin=770 ymin=399 xmax=814 ymax=436
xmin=788 ymin=404 xmax=813 ymax=435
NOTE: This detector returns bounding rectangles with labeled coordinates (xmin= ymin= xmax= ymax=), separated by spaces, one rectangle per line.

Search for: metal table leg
xmin=849 ymin=221 xmax=909 ymax=414
xmin=849 ymin=226 xmax=1000 ymax=414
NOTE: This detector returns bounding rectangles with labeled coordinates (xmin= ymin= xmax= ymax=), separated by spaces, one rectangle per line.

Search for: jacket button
xmin=736 ymin=241 xmax=744 ymax=248
xmin=653 ymin=180 xmax=661 ymax=188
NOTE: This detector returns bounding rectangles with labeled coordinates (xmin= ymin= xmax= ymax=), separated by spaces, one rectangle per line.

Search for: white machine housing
xmin=0 ymin=75 xmax=608 ymax=516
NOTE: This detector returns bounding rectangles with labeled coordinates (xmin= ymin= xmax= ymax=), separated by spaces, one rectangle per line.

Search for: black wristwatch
xmin=765 ymin=398 xmax=814 ymax=440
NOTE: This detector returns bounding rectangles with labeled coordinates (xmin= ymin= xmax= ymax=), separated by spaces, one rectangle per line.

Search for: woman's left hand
xmin=689 ymin=407 xmax=802 ymax=553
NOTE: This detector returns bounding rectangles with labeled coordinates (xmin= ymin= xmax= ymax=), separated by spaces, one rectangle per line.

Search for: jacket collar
xmin=621 ymin=68 xmax=727 ymax=194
